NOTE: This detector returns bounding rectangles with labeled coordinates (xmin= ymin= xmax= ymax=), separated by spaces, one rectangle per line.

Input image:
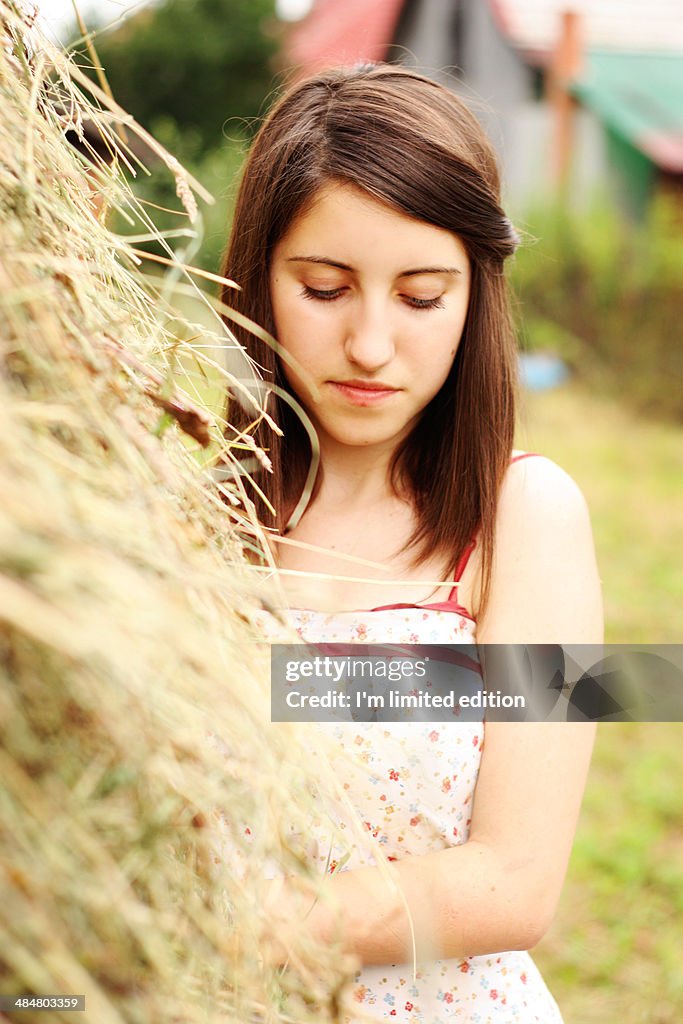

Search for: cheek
xmin=445 ymin=301 xmax=469 ymax=360
xmin=276 ymin=335 xmax=316 ymax=406
xmin=271 ymin=288 xmax=314 ymax=353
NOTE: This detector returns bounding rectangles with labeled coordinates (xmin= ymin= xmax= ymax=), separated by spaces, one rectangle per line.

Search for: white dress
xmin=289 ymin=601 xmax=564 ymax=1024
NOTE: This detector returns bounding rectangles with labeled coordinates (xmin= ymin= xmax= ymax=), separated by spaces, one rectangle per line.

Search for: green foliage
xmin=71 ymin=0 xmax=278 ymax=274
xmin=117 ymin=116 xmax=246 ymax=273
xmin=76 ymin=0 xmax=280 ymax=154
xmin=511 ymin=197 xmax=683 ymax=421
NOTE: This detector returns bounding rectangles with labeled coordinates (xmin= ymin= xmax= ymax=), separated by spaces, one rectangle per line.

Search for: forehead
xmin=275 ymin=182 xmax=468 ymax=267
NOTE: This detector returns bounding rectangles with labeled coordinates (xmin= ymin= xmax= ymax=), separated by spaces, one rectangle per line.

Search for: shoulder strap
xmin=510 ymin=451 xmax=541 ymax=464
xmin=446 ymin=453 xmax=542 ymax=599
xmin=447 ymin=538 xmax=477 ymax=601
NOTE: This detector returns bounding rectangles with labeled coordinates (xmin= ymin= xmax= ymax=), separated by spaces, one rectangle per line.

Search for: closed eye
xmin=301 ymin=285 xmax=345 ymax=301
xmin=301 ymin=285 xmax=445 ymax=310
xmin=406 ymin=295 xmax=445 ymax=310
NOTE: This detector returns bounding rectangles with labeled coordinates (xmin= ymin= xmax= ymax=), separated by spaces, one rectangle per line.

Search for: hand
xmin=260 ymin=875 xmax=334 ymax=967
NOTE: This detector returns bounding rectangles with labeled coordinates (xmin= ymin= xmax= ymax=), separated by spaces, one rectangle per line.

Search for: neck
xmin=315 ymin=433 xmax=403 ymax=509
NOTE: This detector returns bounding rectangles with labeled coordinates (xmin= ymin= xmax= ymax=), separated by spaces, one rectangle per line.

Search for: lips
xmin=328 ymin=379 xmax=401 ymax=406
xmin=334 ymin=379 xmax=399 ymax=391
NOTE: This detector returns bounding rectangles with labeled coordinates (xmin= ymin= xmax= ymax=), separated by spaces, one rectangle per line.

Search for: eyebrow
xmin=286 ymin=256 xmax=462 ymax=277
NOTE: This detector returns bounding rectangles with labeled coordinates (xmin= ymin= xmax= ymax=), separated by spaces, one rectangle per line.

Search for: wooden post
xmin=546 ymin=10 xmax=583 ymax=197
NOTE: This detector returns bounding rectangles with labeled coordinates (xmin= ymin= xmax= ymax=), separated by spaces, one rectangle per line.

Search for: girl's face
xmin=269 ymin=182 xmax=471 ymax=453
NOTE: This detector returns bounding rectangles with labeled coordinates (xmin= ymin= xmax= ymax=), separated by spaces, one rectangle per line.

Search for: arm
xmin=271 ymin=458 xmax=603 ymax=965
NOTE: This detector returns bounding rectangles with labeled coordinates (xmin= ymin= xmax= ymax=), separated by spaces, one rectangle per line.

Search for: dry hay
xmin=0 ymin=3 xmax=354 ymax=1021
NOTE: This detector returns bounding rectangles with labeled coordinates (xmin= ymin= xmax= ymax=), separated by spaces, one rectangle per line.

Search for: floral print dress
xmin=289 ymin=600 xmax=564 ymax=1024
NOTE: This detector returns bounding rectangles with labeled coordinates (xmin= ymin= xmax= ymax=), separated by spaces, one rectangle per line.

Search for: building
xmin=285 ymin=0 xmax=683 ymax=214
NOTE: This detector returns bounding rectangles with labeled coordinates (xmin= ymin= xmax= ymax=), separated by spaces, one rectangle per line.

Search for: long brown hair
xmin=217 ymin=63 xmax=519 ymax=619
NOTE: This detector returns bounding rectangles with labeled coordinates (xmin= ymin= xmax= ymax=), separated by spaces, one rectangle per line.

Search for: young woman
xmin=218 ymin=63 xmax=603 ymax=1023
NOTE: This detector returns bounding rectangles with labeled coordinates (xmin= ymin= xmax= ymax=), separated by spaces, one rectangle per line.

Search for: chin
xmin=319 ymin=419 xmax=412 ymax=449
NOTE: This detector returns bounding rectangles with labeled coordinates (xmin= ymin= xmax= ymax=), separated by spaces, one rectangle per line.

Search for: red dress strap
xmin=510 ymin=451 xmax=541 ymax=464
xmin=447 ymin=538 xmax=477 ymax=602
xmin=446 ymin=453 xmax=542 ymax=601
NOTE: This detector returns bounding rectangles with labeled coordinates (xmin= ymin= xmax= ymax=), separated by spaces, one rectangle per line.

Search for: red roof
xmin=287 ymin=0 xmax=683 ymax=78
xmin=285 ymin=0 xmax=405 ymax=76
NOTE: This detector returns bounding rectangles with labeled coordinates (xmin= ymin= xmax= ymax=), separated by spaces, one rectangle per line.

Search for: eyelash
xmin=300 ymin=285 xmax=445 ymax=310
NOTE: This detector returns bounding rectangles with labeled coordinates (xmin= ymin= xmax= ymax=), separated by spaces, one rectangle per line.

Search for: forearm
xmin=265 ymin=720 xmax=594 ymax=968
xmin=306 ymin=839 xmax=549 ymax=967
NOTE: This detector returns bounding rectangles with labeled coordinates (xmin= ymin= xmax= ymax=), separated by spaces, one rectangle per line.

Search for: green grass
xmin=518 ymin=382 xmax=683 ymax=643
xmin=533 ymin=722 xmax=683 ymax=1024
xmin=519 ymin=383 xmax=683 ymax=1023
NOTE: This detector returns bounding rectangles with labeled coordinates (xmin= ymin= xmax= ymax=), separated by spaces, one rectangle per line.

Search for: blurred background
xmin=40 ymin=1 xmax=682 ymax=1019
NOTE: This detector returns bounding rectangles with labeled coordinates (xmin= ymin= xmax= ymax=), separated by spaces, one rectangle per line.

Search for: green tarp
xmin=573 ymin=51 xmax=683 ymax=172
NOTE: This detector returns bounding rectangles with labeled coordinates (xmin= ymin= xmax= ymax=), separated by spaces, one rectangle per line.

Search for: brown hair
xmin=217 ymin=63 xmax=519 ymax=619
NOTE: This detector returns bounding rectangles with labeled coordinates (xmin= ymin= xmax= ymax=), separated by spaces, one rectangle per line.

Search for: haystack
xmin=0 ymin=3 xmax=352 ymax=1020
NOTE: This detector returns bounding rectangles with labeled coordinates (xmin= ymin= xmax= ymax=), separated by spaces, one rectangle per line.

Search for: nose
xmin=343 ymin=296 xmax=395 ymax=372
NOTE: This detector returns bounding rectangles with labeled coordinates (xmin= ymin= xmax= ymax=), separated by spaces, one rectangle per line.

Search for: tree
xmin=81 ymin=0 xmax=280 ymax=153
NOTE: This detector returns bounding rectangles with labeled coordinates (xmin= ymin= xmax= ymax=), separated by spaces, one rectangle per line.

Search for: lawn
xmin=518 ymin=383 xmax=683 ymax=644
xmin=520 ymin=382 xmax=683 ymax=1023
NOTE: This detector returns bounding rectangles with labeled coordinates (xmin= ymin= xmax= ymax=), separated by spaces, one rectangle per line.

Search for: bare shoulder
xmin=476 ymin=452 xmax=604 ymax=643
xmin=500 ymin=452 xmax=591 ymax=531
